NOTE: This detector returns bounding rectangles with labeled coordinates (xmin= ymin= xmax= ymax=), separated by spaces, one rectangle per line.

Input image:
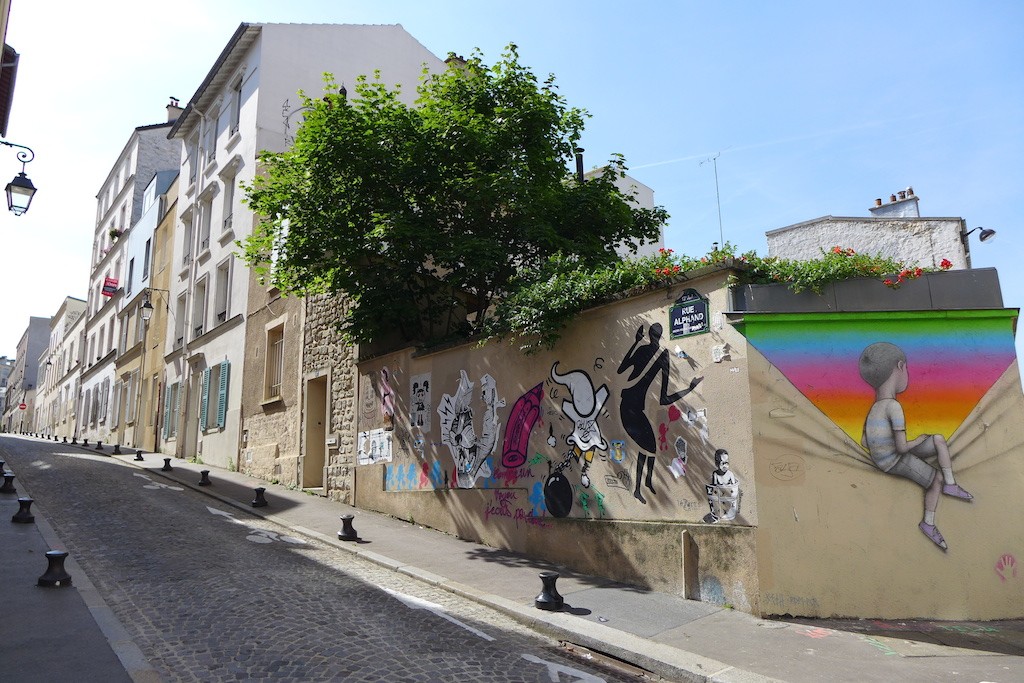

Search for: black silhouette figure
xmin=617 ymin=323 xmax=702 ymax=503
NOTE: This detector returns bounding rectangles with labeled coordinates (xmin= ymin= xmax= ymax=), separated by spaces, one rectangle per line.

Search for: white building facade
xmin=163 ymin=23 xmax=444 ymax=469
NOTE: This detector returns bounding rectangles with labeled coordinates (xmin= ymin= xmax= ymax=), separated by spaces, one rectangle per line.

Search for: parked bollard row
xmin=338 ymin=514 xmax=360 ymax=542
xmin=37 ymin=550 xmax=72 ymax=587
xmin=251 ymin=487 xmax=268 ymax=508
xmin=161 ymin=458 xmax=173 ymax=472
xmin=134 ymin=450 xmax=145 ymax=462
xmin=113 ymin=444 xmax=122 ymax=455
xmin=12 ymin=497 xmax=34 ymax=523
xmin=0 ymin=472 xmax=16 ymax=494
xmin=198 ymin=470 xmax=212 ymax=486
xmin=534 ymin=571 xmax=564 ymax=611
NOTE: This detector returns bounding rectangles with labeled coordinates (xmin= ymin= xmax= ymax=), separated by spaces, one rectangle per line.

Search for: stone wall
xmin=303 ymin=293 xmax=358 ymax=504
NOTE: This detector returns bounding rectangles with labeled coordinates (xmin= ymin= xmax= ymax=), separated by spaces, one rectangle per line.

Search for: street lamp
xmin=0 ymin=140 xmax=37 ymax=216
xmin=964 ymin=226 xmax=997 ymax=243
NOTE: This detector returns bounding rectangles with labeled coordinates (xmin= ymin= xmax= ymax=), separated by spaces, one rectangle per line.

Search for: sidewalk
xmin=6 ymin=436 xmax=1024 ymax=682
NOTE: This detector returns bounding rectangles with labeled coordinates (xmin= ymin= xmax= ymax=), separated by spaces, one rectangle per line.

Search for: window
xmin=83 ymin=388 xmax=91 ymax=425
xmin=119 ymin=317 xmax=129 ymax=353
xmin=124 ymin=371 xmax=137 ymax=423
xmin=214 ymin=257 xmax=231 ymax=324
xmin=192 ymin=277 xmax=207 ymax=339
xmin=199 ymin=198 xmax=212 ymax=253
xmin=186 ymin=137 xmax=199 ymax=185
xmin=264 ymin=324 xmax=284 ymax=400
xmin=174 ymin=294 xmax=187 ymax=349
xmin=99 ymin=378 xmax=110 ymax=424
xmin=182 ymin=217 xmax=194 ymax=266
xmin=202 ymin=111 xmax=218 ymax=167
xmin=164 ymin=382 xmax=180 ymax=438
xmin=221 ymin=177 xmax=235 ymax=234
xmin=229 ymin=75 xmax=243 ymax=135
xmin=200 ymin=360 xmax=230 ymax=430
xmin=142 ymin=238 xmax=151 ymax=279
xmin=111 ymin=379 xmax=121 ymax=426
xmin=126 ymin=258 xmax=134 ymax=295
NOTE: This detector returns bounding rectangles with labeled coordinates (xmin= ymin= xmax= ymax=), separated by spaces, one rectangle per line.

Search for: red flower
xmin=673 ymin=265 xmax=681 ymax=273
xmin=832 ymin=246 xmax=843 ymax=254
xmin=700 ymin=257 xmax=708 ymax=263
xmin=940 ymin=258 xmax=953 ymax=270
xmin=899 ymin=269 xmax=910 ymax=278
xmin=883 ymin=279 xmax=894 ymax=286
xmin=914 ymin=267 xmax=923 ymax=277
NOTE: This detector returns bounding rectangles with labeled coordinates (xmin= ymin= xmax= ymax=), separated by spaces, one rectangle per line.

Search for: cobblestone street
xmin=1 ymin=437 xmax=641 ymax=682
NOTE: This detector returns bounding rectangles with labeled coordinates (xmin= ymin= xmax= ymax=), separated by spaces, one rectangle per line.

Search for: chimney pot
xmin=890 ymin=194 xmax=897 ymax=202
xmin=906 ymin=186 xmax=914 ymax=196
xmin=898 ymin=190 xmax=907 ymax=200
xmin=875 ymin=198 xmax=882 ymax=207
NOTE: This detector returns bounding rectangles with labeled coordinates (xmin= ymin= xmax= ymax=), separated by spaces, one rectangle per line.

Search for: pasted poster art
xmin=540 ymin=363 xmax=612 ymax=519
xmin=703 ymin=448 xmax=740 ymax=522
xmin=739 ymin=310 xmax=1019 ymax=551
xmin=358 ymin=428 xmax=393 ymax=465
xmin=410 ymin=373 xmax=432 ymax=432
xmin=501 ymin=383 xmax=543 ymax=469
xmin=437 ymin=370 xmax=506 ymax=488
xmin=380 ymin=367 xmax=396 ymax=429
xmin=617 ymin=323 xmax=703 ymax=504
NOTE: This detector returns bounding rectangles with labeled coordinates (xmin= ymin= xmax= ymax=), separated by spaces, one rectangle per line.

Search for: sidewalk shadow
xmin=462 ymin=545 xmax=653 ymax=594
xmin=778 ymin=616 xmax=1024 ymax=656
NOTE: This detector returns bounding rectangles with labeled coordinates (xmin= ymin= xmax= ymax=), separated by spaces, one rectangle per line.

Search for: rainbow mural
xmin=738 ymin=310 xmax=1018 ymax=444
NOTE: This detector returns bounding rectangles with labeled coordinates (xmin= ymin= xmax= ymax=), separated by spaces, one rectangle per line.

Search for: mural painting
xmin=617 ymin=323 xmax=703 ymax=504
xmin=859 ymin=342 xmax=972 ymax=550
xmin=703 ymin=448 xmax=740 ymax=522
xmin=501 ymin=383 xmax=544 ymax=469
xmin=437 ymin=371 xmax=505 ymax=488
xmin=410 ymin=373 xmax=432 ymax=431
xmin=380 ymin=367 xmax=396 ymax=430
xmin=740 ymin=309 xmax=1019 ymax=552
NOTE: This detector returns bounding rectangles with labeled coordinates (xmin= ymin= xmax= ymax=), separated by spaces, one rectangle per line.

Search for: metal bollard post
xmin=338 ymin=514 xmax=360 ymax=541
xmin=198 ymin=470 xmax=211 ymax=486
xmin=161 ymin=458 xmax=173 ymax=472
xmin=134 ymin=450 xmax=145 ymax=462
xmin=113 ymin=444 xmax=122 ymax=455
xmin=83 ymin=438 xmax=89 ymax=447
xmin=63 ymin=436 xmax=67 ymax=443
xmin=37 ymin=550 xmax=72 ymax=587
xmin=251 ymin=487 xmax=268 ymax=508
xmin=12 ymin=497 xmax=34 ymax=523
xmin=95 ymin=440 xmax=104 ymax=451
xmin=534 ymin=571 xmax=564 ymax=611
xmin=0 ymin=472 xmax=16 ymax=494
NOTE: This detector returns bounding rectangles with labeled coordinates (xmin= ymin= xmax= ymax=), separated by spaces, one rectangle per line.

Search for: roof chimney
xmin=166 ymin=97 xmax=183 ymax=123
xmin=869 ymin=187 xmax=921 ymax=218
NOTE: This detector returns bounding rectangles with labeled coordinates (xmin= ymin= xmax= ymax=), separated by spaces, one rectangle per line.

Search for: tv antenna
xmin=699 ymin=152 xmax=725 ymax=247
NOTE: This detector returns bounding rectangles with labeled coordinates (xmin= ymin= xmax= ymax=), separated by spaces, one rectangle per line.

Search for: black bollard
xmin=72 ymin=437 xmax=77 ymax=444
xmin=12 ymin=497 xmax=35 ymax=523
xmin=534 ymin=571 xmax=564 ymax=611
xmin=251 ymin=487 xmax=268 ymax=508
xmin=37 ymin=550 xmax=72 ymax=587
xmin=63 ymin=436 xmax=67 ymax=443
xmin=113 ymin=444 xmax=122 ymax=455
xmin=95 ymin=440 xmax=104 ymax=451
xmin=198 ymin=470 xmax=211 ymax=486
xmin=83 ymin=438 xmax=89 ymax=447
xmin=134 ymin=450 xmax=145 ymax=462
xmin=0 ymin=472 xmax=16 ymax=494
xmin=161 ymin=458 xmax=173 ymax=472
xmin=338 ymin=514 xmax=360 ymax=541
xmin=0 ymin=459 xmax=5 ymax=470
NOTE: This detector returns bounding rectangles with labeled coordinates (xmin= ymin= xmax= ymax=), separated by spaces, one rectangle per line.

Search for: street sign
xmin=670 ymin=288 xmax=709 ymax=338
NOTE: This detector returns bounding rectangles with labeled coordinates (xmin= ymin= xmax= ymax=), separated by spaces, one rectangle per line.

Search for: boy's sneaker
xmin=919 ymin=522 xmax=948 ymax=550
xmin=943 ymin=483 xmax=973 ymax=500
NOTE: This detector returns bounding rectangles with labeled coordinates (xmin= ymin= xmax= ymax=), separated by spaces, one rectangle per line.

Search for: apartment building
xmin=165 ymin=23 xmax=444 ymax=476
xmin=35 ymin=296 xmax=85 ymax=439
xmin=79 ymin=105 xmax=181 ymax=445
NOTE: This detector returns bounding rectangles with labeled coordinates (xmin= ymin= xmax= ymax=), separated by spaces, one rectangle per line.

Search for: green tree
xmin=242 ymin=45 xmax=668 ymax=347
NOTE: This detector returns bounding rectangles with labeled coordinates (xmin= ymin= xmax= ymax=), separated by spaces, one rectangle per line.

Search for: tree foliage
xmin=241 ymin=45 xmax=668 ymax=346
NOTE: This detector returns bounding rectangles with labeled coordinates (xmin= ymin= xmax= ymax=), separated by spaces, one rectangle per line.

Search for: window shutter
xmin=162 ymin=385 xmax=172 ymax=438
xmin=200 ymin=368 xmax=211 ymax=429
xmin=216 ymin=360 xmax=230 ymax=428
xmin=173 ymin=384 xmax=181 ymax=435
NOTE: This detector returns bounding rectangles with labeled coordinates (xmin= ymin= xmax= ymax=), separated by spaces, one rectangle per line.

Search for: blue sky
xmin=3 ymin=0 xmax=1022 ymax=365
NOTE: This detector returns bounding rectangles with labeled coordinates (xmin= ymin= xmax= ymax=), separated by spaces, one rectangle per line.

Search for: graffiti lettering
xmin=769 ymin=454 xmax=805 ymax=482
xmin=513 ymin=507 xmax=552 ymax=529
xmin=485 ymin=490 xmax=517 ymax=523
xmin=492 ymin=465 xmax=534 ymax=488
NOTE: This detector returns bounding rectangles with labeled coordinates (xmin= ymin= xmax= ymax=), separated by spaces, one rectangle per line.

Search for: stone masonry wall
xmin=303 ymin=293 xmax=358 ymax=504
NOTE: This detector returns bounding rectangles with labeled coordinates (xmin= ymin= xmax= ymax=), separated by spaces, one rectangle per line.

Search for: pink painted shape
xmin=501 ymin=383 xmax=544 ymax=468
xmin=668 ymin=405 xmax=682 ymax=422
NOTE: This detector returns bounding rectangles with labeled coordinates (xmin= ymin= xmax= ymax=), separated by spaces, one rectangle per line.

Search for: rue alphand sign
xmin=670 ymin=289 xmax=709 ymax=338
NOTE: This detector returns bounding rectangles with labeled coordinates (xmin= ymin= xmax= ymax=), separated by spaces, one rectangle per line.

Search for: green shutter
xmin=173 ymin=384 xmax=181 ymax=436
xmin=162 ymin=385 xmax=171 ymax=438
xmin=199 ymin=368 xmax=211 ymax=429
xmin=216 ymin=361 xmax=230 ymax=428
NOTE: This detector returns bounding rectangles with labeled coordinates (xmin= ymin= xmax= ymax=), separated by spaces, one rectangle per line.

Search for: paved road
xmin=3 ymin=438 xmax=645 ymax=682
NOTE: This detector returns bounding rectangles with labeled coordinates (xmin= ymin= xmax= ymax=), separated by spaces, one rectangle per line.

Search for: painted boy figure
xmin=859 ymin=342 xmax=973 ymax=550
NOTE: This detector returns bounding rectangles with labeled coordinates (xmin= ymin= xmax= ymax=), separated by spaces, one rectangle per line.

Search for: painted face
xmin=718 ymin=452 xmax=730 ymax=472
